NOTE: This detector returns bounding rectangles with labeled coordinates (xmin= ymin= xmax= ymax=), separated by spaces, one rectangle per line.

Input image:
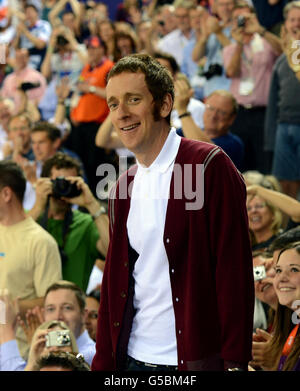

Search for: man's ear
xmin=1 ymin=186 xmax=13 ymax=203
xmin=160 ymin=93 xmax=173 ymax=119
xmin=54 ymin=138 xmax=62 ymax=151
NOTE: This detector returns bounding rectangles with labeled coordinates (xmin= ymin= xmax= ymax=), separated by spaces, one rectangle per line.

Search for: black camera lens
xmin=51 ymin=177 xmax=82 ymax=199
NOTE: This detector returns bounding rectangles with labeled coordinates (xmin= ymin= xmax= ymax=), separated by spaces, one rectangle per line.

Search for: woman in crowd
xmin=263 ymin=241 xmax=300 ymax=371
xmin=25 ymin=320 xmax=78 ymax=371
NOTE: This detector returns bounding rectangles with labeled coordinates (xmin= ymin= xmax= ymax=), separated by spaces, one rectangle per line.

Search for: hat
xmin=85 ymin=36 xmax=104 ymax=48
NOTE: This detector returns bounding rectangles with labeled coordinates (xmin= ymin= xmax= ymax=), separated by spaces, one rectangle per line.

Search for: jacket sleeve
xmin=205 ymin=150 xmax=254 ymax=369
xmin=91 ymin=188 xmax=116 ymax=371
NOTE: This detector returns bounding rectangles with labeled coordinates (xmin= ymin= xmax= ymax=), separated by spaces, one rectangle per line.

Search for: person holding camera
xmin=0 ymin=281 xmax=96 ymax=370
xmin=223 ymin=1 xmax=282 ymax=174
xmin=192 ymin=0 xmax=235 ymax=98
xmin=1 ymin=48 xmax=47 ymax=114
xmin=13 ymin=3 xmax=51 ymax=71
xmin=28 ymin=152 xmax=109 ymax=292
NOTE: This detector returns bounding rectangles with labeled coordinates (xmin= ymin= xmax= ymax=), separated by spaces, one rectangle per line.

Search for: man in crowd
xmin=223 ymin=0 xmax=282 ymax=173
xmin=1 ymin=48 xmax=46 ymax=112
xmin=157 ymin=1 xmax=195 ymax=67
xmin=192 ymin=0 xmax=235 ymax=98
xmin=0 ymin=280 xmax=96 ymax=369
xmin=28 ymin=152 xmax=108 ymax=292
xmin=174 ymin=84 xmax=245 ymax=170
xmin=92 ymin=54 xmax=254 ymax=371
xmin=70 ymin=35 xmax=114 ymax=195
xmin=0 ymin=160 xmax=61 ymax=359
xmin=265 ymin=1 xmax=300 ymax=198
xmin=14 ymin=4 xmax=51 ymax=70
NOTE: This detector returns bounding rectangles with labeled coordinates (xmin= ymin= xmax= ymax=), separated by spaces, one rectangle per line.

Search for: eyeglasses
xmin=205 ymin=104 xmax=232 ymax=119
xmin=247 ymin=203 xmax=267 ymax=212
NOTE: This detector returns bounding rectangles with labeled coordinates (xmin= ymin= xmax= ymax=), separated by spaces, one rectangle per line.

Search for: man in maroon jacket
xmin=92 ymin=53 xmax=254 ymax=371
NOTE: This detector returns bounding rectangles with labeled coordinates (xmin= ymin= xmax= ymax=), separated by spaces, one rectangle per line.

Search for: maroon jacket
xmin=92 ymin=139 xmax=254 ymax=371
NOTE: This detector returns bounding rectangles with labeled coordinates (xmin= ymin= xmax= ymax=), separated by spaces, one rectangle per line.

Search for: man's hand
xmin=76 ymin=81 xmax=93 ymax=94
xmin=18 ymin=306 xmax=44 ymax=345
xmin=33 ymin=177 xmax=53 ymax=212
xmin=56 ymin=76 xmax=71 ymax=100
xmin=250 ymin=328 xmax=273 ymax=370
xmin=205 ymin=15 xmax=222 ymax=35
xmin=231 ymin=26 xmax=244 ymax=44
xmin=62 ymin=176 xmax=95 ymax=209
xmin=174 ymin=79 xmax=193 ymax=114
xmin=16 ymin=22 xmax=27 ymax=35
xmin=244 ymin=14 xmax=264 ymax=35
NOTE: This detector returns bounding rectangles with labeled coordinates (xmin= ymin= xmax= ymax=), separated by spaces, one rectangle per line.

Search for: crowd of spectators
xmin=0 ymin=0 xmax=300 ymax=372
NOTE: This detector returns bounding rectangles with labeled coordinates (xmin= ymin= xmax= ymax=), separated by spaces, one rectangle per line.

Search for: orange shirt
xmin=71 ymin=58 xmax=114 ymax=123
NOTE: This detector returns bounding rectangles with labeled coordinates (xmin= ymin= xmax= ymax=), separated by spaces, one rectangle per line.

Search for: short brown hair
xmin=45 ymin=280 xmax=86 ymax=312
xmin=41 ymin=152 xmax=82 ymax=178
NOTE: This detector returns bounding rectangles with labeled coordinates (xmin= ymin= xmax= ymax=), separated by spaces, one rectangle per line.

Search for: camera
xmin=46 ymin=330 xmax=71 ymax=348
xmin=203 ymin=64 xmax=223 ymax=80
xmin=19 ymin=82 xmax=41 ymax=92
xmin=253 ymin=265 xmax=267 ymax=281
xmin=237 ymin=15 xmax=246 ymax=28
xmin=51 ymin=177 xmax=82 ymax=199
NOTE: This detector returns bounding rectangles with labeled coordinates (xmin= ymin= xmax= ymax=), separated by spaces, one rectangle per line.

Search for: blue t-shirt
xmin=252 ymin=0 xmax=289 ymax=29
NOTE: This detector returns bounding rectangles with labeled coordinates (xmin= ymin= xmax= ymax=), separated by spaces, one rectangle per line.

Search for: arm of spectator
xmin=77 ymin=81 xmax=106 ymax=98
xmin=48 ymin=0 xmax=69 ymax=27
xmin=145 ymin=0 xmax=158 ymax=18
xmin=207 ymin=16 xmax=231 ymax=47
xmin=27 ymin=177 xmax=53 ymax=220
xmin=244 ymin=14 xmax=282 ymax=56
xmin=62 ymin=177 xmax=110 ymax=257
xmin=18 ymin=298 xmax=44 ymax=318
xmin=24 ymin=329 xmax=49 ymax=371
xmin=250 ymin=328 xmax=273 ymax=370
xmin=174 ymin=79 xmax=213 ymax=144
xmin=41 ymin=29 xmax=58 ymax=80
xmin=223 ymin=27 xmax=244 ymax=78
xmin=64 ymin=28 xmax=88 ymax=65
xmin=247 ymin=184 xmax=300 ymax=222
xmin=192 ymin=30 xmax=209 ymax=63
xmin=18 ymin=307 xmax=44 ymax=345
xmin=16 ymin=22 xmax=47 ymax=50
xmin=0 ymin=289 xmax=19 ymax=344
xmin=54 ymin=77 xmax=71 ymax=126
xmin=95 ymin=114 xmax=124 ymax=149
xmin=15 ymin=89 xmax=41 ymax=123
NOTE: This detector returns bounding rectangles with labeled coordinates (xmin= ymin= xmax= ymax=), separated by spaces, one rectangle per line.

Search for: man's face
xmin=203 ymin=94 xmax=235 ymax=137
xmin=25 ymin=6 xmax=38 ymax=26
xmin=85 ymin=296 xmax=99 ymax=341
xmin=189 ymin=8 xmax=204 ymax=31
xmin=174 ymin=7 xmax=190 ymax=33
xmin=44 ymin=289 xmax=85 ymax=338
xmin=87 ymin=46 xmax=105 ymax=66
xmin=216 ymin=0 xmax=235 ymax=23
xmin=285 ymin=7 xmax=300 ymax=39
xmin=9 ymin=117 xmax=31 ymax=152
xmin=31 ymin=131 xmax=59 ymax=163
xmin=106 ymin=72 xmax=171 ymax=162
xmin=62 ymin=13 xmax=76 ymax=32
